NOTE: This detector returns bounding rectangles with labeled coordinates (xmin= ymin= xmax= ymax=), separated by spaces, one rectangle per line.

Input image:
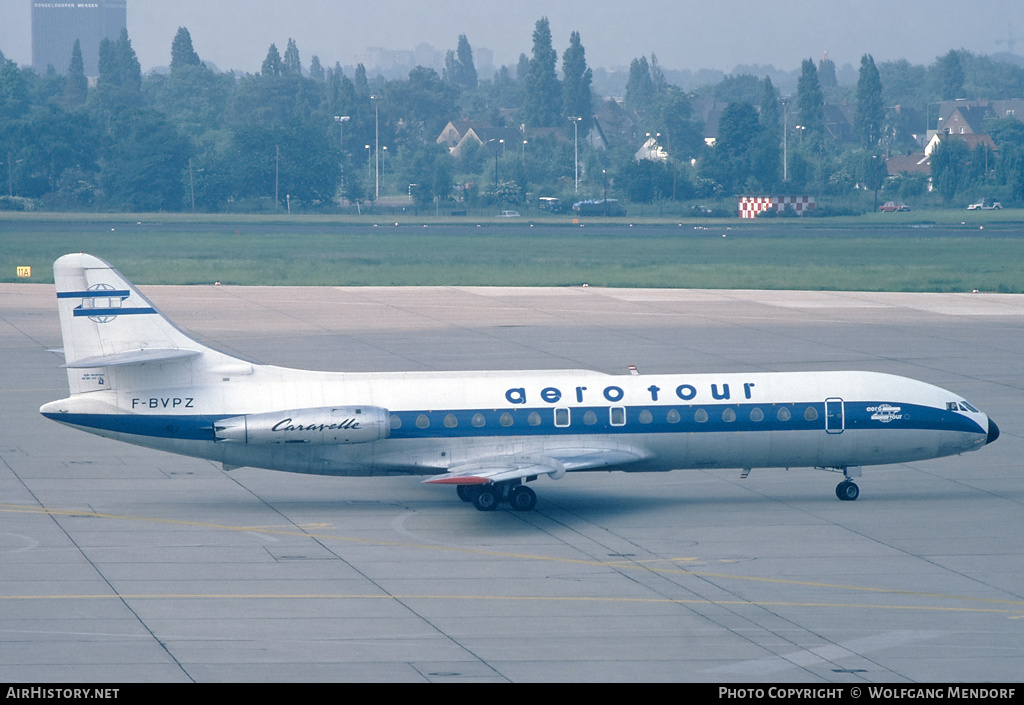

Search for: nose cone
xmin=987 ymin=418 xmax=1000 ymax=445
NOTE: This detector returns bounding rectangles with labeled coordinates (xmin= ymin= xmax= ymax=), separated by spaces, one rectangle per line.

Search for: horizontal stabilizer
xmin=63 ymin=348 xmax=202 ymax=369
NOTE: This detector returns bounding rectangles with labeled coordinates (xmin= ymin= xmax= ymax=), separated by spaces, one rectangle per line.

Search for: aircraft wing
xmin=423 ymin=447 xmax=649 ymax=485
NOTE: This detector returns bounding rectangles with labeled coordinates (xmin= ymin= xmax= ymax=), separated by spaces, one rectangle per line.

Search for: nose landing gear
xmin=836 ymin=479 xmax=860 ymax=501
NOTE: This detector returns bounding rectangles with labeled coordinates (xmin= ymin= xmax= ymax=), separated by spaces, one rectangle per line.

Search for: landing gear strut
xmin=457 ymin=482 xmax=537 ymax=512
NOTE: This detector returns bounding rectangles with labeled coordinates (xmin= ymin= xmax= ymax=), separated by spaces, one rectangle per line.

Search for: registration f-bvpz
xmin=42 ymin=254 xmax=999 ymax=512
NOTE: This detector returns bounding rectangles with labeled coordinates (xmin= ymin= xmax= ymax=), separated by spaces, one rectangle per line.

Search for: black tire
xmin=836 ymin=481 xmax=860 ymax=501
xmin=508 ymin=485 xmax=537 ymax=512
xmin=456 ymin=485 xmax=476 ymax=503
xmin=472 ymin=487 xmax=500 ymax=511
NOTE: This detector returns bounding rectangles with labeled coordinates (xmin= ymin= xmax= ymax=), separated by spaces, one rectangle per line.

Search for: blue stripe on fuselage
xmin=41 ymin=402 xmax=986 ymax=441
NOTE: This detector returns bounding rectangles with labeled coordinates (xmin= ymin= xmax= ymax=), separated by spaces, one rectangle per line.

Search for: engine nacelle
xmin=214 ymin=406 xmax=390 ymax=445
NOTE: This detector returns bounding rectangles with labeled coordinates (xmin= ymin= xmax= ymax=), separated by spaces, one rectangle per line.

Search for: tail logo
xmin=59 ymin=284 xmax=156 ymax=323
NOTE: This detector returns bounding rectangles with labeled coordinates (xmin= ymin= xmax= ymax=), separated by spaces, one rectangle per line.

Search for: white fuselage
xmin=43 ymin=365 xmax=993 ymax=477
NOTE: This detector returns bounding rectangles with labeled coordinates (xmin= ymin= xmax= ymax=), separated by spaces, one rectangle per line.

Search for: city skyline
xmin=3 ymin=0 xmax=1023 ymax=78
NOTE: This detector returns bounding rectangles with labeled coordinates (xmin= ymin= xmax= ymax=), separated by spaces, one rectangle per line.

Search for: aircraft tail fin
xmin=53 ymin=253 xmax=241 ymax=394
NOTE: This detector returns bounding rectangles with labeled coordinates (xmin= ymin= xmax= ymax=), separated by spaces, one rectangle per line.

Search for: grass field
xmin=2 ymin=212 xmax=1023 ymax=292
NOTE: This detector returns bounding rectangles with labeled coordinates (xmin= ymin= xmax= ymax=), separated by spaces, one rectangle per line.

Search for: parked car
xmin=967 ymin=199 xmax=1002 ymax=210
xmin=879 ymin=201 xmax=910 ymax=212
xmin=498 ymin=210 xmax=521 ymax=217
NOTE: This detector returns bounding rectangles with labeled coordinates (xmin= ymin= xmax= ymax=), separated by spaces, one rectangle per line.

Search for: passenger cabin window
xmin=804 ymin=406 xmax=818 ymax=421
xmin=390 ymin=416 xmax=402 ymax=430
xmin=750 ymin=408 xmax=764 ymax=422
xmin=777 ymin=407 xmax=792 ymax=422
xmin=583 ymin=410 xmax=598 ymax=425
xmin=722 ymin=408 xmax=736 ymax=423
xmin=528 ymin=412 xmax=542 ymax=426
xmin=499 ymin=413 xmax=514 ymax=427
xmin=638 ymin=410 xmax=653 ymax=424
xmin=416 ymin=414 xmax=430 ymax=429
xmin=694 ymin=409 xmax=709 ymax=423
xmin=471 ymin=413 xmax=486 ymax=427
xmin=666 ymin=409 xmax=681 ymax=423
xmin=444 ymin=414 xmax=458 ymax=428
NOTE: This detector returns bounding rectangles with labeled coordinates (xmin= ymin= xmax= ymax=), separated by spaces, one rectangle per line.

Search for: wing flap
xmin=422 ymin=446 xmax=649 ymax=485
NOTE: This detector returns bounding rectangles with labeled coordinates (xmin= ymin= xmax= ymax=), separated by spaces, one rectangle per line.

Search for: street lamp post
xmin=569 ymin=116 xmax=582 ymax=194
xmin=334 ymin=116 xmax=349 ymax=193
xmin=781 ymin=98 xmax=789 ymax=183
xmin=371 ymin=96 xmax=381 ymax=199
xmin=602 ymin=169 xmax=607 ymax=215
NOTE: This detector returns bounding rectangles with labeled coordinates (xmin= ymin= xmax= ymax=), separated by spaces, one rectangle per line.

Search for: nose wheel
xmin=836 ymin=480 xmax=860 ymax=501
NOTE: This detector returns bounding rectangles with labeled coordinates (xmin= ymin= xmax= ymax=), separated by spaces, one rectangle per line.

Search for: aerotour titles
xmin=504 ymin=381 xmax=758 ymax=406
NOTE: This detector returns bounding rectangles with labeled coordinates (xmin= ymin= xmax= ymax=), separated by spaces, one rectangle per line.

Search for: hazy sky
xmin=2 ymin=0 xmax=1022 ymax=75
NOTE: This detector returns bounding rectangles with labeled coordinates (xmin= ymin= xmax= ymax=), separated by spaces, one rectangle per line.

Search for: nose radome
xmin=987 ymin=419 xmax=1000 ymax=445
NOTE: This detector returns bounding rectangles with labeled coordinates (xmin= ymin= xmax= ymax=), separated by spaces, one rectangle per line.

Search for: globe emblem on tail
xmin=79 ymin=283 xmax=125 ymax=323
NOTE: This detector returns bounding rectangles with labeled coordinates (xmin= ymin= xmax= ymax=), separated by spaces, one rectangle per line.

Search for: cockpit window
xmin=948 ymin=401 xmax=980 ymax=413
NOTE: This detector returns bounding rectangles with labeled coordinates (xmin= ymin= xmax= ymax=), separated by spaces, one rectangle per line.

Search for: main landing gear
xmin=819 ymin=466 xmax=862 ymax=501
xmin=457 ymin=482 xmax=537 ymax=512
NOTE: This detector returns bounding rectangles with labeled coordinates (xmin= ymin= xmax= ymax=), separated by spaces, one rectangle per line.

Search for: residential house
xmin=925 ymin=131 xmax=997 ymax=156
xmin=437 ymin=120 xmax=493 ymax=149
xmin=450 ymin=125 xmax=526 ymax=159
xmin=635 ymin=135 xmax=668 ymax=162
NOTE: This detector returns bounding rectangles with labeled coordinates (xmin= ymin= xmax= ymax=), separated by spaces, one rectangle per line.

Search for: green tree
xmin=224 ymin=123 xmax=339 ymax=204
xmin=309 ymin=56 xmax=325 ymax=81
xmin=520 ymin=18 xmax=561 ymax=127
xmin=18 ymin=104 xmax=99 ymax=195
xmin=0 ymin=57 xmax=29 ymax=119
xmin=755 ymin=79 xmax=782 ymax=191
xmin=623 ymin=157 xmax=672 ymax=203
xmin=624 ymin=57 xmax=655 ymax=115
xmin=647 ymin=86 xmax=702 ymax=161
xmin=562 ymin=31 xmax=592 ymax=126
xmin=855 ymin=54 xmax=885 ymax=148
xmin=796 ymin=58 xmax=824 ymax=138
xmin=386 ymin=67 xmax=458 ymax=138
xmin=931 ymin=138 xmax=970 ymax=202
xmin=704 ymin=101 xmax=762 ymax=193
xmin=95 ymin=28 xmax=142 ymax=108
xmin=936 ymin=49 xmax=965 ymax=100
xmin=262 ymin=44 xmax=283 ymax=77
xmin=283 ymin=39 xmax=301 ymax=75
xmin=64 ymin=39 xmax=88 ymax=108
xmin=444 ymin=35 xmax=478 ymax=91
xmin=170 ymin=27 xmax=202 ymax=73
xmin=100 ymin=108 xmax=190 ymax=211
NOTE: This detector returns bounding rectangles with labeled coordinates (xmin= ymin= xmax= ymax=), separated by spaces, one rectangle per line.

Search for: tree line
xmin=2 ymin=20 xmax=1024 ymax=214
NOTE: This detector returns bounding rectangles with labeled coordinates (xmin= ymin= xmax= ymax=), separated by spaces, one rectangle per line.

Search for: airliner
xmin=41 ymin=253 xmax=999 ymax=512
